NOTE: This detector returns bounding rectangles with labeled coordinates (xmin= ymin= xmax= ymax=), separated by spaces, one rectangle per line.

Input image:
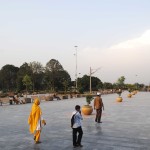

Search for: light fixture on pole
xmin=74 ymin=46 xmax=78 ymax=91
xmin=90 ymin=67 xmax=101 ymax=94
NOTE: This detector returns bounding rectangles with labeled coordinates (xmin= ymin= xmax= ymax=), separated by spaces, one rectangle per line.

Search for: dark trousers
xmin=72 ymin=126 xmax=83 ymax=146
xmin=95 ymin=109 xmax=102 ymax=122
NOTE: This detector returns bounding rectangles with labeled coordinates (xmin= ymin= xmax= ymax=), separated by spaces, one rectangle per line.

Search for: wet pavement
xmin=0 ymin=91 xmax=150 ymax=150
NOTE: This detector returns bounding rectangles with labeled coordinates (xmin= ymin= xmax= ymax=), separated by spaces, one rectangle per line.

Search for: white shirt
xmin=72 ymin=111 xmax=83 ymax=128
xmin=36 ymin=116 xmax=44 ymax=130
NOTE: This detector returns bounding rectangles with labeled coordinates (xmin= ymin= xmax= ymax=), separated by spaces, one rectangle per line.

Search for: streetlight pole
xmin=74 ymin=46 xmax=78 ymax=91
xmin=90 ymin=67 xmax=101 ymax=94
xmin=90 ymin=67 xmax=92 ymax=94
xmin=135 ymin=74 xmax=138 ymax=90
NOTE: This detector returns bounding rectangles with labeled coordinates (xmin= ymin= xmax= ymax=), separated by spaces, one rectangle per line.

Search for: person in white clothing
xmin=72 ymin=105 xmax=83 ymax=148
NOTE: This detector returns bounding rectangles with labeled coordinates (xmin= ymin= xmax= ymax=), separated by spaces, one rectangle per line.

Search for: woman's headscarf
xmin=28 ymin=98 xmax=42 ymax=133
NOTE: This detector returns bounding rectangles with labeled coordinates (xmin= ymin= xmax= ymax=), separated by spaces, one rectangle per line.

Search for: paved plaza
xmin=0 ymin=91 xmax=150 ymax=150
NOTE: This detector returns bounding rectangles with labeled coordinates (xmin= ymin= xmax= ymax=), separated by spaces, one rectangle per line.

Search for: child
xmin=71 ymin=105 xmax=83 ymax=148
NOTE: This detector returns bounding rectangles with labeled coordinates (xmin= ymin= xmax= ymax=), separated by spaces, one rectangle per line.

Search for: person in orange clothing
xmin=94 ymin=93 xmax=104 ymax=123
xmin=28 ymin=98 xmax=46 ymax=144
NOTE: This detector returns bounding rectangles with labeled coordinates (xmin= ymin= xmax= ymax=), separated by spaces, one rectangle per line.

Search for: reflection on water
xmin=95 ymin=124 xmax=102 ymax=134
xmin=85 ymin=123 xmax=103 ymax=135
xmin=33 ymin=145 xmax=41 ymax=150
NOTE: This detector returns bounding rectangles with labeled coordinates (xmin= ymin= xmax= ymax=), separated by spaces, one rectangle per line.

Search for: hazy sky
xmin=0 ymin=0 xmax=150 ymax=84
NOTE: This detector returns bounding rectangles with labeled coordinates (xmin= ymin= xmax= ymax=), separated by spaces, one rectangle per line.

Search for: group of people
xmin=28 ymin=92 xmax=104 ymax=148
xmin=9 ymin=94 xmax=26 ymax=104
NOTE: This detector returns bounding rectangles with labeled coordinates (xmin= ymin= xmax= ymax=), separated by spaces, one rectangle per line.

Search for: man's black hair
xmin=75 ymin=105 xmax=80 ymax=110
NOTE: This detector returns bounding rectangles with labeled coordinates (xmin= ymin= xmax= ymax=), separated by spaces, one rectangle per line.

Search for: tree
xmin=91 ymin=76 xmax=103 ymax=91
xmin=0 ymin=64 xmax=19 ymax=91
xmin=58 ymin=70 xmax=71 ymax=92
xmin=116 ymin=76 xmax=125 ymax=89
xmin=126 ymin=84 xmax=136 ymax=92
xmin=46 ymin=59 xmax=63 ymax=72
xmin=45 ymin=59 xmax=65 ymax=91
xmin=29 ymin=61 xmax=44 ymax=91
xmin=22 ymin=74 xmax=32 ymax=95
xmin=78 ymin=75 xmax=89 ymax=92
xmin=78 ymin=75 xmax=102 ymax=92
xmin=16 ymin=63 xmax=32 ymax=92
xmin=103 ymin=82 xmax=113 ymax=89
xmin=62 ymin=80 xmax=69 ymax=93
xmin=134 ymin=83 xmax=144 ymax=90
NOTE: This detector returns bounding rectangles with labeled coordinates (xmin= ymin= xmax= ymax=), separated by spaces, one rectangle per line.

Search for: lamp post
xmin=90 ymin=67 xmax=101 ymax=94
xmin=135 ymin=74 xmax=138 ymax=90
xmin=74 ymin=46 xmax=78 ymax=91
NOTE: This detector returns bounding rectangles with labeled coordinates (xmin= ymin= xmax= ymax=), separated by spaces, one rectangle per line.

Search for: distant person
xmin=19 ymin=93 xmax=26 ymax=104
xmin=70 ymin=93 xmax=73 ymax=98
xmin=28 ymin=98 xmax=46 ymax=144
xmin=9 ymin=96 xmax=14 ymax=105
xmin=94 ymin=93 xmax=104 ymax=123
xmin=0 ymin=99 xmax=2 ymax=106
xmin=19 ymin=95 xmax=26 ymax=104
xmin=14 ymin=95 xmax=19 ymax=104
xmin=71 ymin=105 xmax=83 ymax=148
xmin=53 ymin=93 xmax=61 ymax=100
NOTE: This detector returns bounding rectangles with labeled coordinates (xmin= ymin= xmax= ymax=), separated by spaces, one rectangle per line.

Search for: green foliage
xmin=78 ymin=87 xmax=84 ymax=94
xmin=78 ymin=75 xmax=102 ymax=92
xmin=116 ymin=76 xmax=125 ymax=89
xmin=45 ymin=59 xmax=63 ymax=91
xmin=126 ymin=84 xmax=135 ymax=93
xmin=29 ymin=61 xmax=44 ymax=74
xmin=62 ymin=80 xmax=69 ymax=93
xmin=16 ymin=63 xmax=32 ymax=91
xmin=103 ymin=82 xmax=113 ymax=89
xmin=59 ymin=70 xmax=71 ymax=91
xmin=22 ymin=74 xmax=32 ymax=92
xmin=0 ymin=64 xmax=19 ymax=91
xmin=17 ymin=63 xmax=32 ymax=76
xmin=29 ymin=61 xmax=44 ymax=91
xmin=86 ymin=95 xmax=93 ymax=105
xmin=78 ymin=75 xmax=89 ymax=91
xmin=0 ymin=60 xmax=103 ymax=93
xmin=45 ymin=59 xmax=71 ymax=92
xmin=46 ymin=59 xmax=64 ymax=72
xmin=0 ymin=59 xmax=147 ymax=93
xmin=134 ymin=83 xmax=144 ymax=90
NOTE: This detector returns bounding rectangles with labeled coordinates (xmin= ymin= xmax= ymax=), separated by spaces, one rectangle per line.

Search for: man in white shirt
xmin=71 ymin=105 xmax=83 ymax=148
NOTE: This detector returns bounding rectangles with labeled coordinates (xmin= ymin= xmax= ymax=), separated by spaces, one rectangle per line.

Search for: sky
xmin=0 ymin=0 xmax=150 ymax=85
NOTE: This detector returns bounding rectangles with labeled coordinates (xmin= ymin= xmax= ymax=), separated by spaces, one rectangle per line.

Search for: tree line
xmin=0 ymin=59 xmax=146 ymax=94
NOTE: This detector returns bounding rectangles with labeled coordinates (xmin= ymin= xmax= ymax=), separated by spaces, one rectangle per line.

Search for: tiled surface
xmin=0 ymin=91 xmax=150 ymax=150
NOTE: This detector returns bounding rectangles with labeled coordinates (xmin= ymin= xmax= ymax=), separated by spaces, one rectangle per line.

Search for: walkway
xmin=0 ymin=92 xmax=150 ymax=150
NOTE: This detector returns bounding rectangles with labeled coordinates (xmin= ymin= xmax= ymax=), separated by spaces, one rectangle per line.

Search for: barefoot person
xmin=94 ymin=93 xmax=104 ymax=123
xmin=28 ymin=98 xmax=46 ymax=144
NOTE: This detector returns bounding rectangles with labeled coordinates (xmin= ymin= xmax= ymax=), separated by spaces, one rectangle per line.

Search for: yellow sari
xmin=28 ymin=98 xmax=42 ymax=134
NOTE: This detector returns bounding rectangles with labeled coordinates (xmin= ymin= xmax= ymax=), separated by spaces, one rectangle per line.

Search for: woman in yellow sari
xmin=28 ymin=98 xmax=46 ymax=144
